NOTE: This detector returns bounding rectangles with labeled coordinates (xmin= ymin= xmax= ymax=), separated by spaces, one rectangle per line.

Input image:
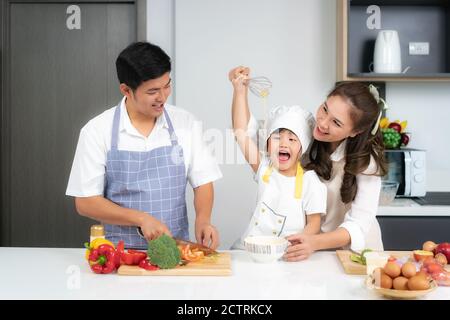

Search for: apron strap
xmin=262 ymin=161 xmax=304 ymax=199
xmin=111 ymin=103 xmax=180 ymax=150
xmin=111 ymin=103 xmax=122 ymax=151
xmin=163 ymin=109 xmax=179 ymax=147
xmin=262 ymin=164 xmax=273 ymax=183
xmin=294 ymin=162 xmax=303 ymax=199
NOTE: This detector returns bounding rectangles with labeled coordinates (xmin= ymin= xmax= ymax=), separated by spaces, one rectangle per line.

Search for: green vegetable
xmin=350 ymin=254 xmax=363 ymax=264
xmin=147 ymin=234 xmax=181 ymax=269
xmin=350 ymin=248 xmax=373 ymax=265
xmin=382 ymin=128 xmax=401 ymax=149
xmin=360 ymin=249 xmax=373 ymax=265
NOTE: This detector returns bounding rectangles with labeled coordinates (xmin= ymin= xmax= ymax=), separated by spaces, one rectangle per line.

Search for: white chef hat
xmin=265 ymin=105 xmax=316 ymax=156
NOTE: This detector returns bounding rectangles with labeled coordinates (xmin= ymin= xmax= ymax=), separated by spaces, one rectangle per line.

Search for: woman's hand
xmin=139 ymin=214 xmax=172 ymax=241
xmin=283 ymin=234 xmax=317 ymax=262
xmin=228 ymin=66 xmax=250 ymax=93
xmin=195 ymin=221 xmax=220 ymax=250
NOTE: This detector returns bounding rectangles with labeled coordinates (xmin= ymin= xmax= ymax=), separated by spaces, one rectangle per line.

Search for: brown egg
xmin=393 ymin=276 xmax=409 ymax=290
xmin=408 ymin=275 xmax=431 ymax=291
xmin=416 ymin=270 xmax=431 ymax=281
xmin=384 ymin=261 xmax=401 ymax=278
xmin=401 ymin=262 xmax=417 ymax=278
xmin=422 ymin=241 xmax=437 ymax=252
xmin=435 ymin=253 xmax=448 ymax=266
xmin=380 ymin=274 xmax=393 ymax=289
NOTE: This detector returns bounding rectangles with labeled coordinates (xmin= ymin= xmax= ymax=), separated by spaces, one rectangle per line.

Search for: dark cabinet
xmin=377 ymin=216 xmax=450 ymax=250
xmin=1 ymin=0 xmax=140 ymax=247
xmin=337 ymin=0 xmax=450 ymax=81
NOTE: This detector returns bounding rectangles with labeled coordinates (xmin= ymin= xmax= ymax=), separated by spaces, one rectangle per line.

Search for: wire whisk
xmin=248 ymin=76 xmax=272 ymax=98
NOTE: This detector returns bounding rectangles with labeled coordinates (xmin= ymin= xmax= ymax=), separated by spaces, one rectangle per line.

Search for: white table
xmin=0 ymin=248 xmax=448 ymax=300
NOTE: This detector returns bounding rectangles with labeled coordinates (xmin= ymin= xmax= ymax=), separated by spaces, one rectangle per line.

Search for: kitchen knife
xmin=137 ymin=227 xmax=218 ymax=256
xmin=174 ymin=238 xmax=218 ymax=256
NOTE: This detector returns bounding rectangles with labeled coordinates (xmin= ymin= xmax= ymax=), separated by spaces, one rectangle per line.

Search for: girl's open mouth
xmin=278 ymin=151 xmax=291 ymax=162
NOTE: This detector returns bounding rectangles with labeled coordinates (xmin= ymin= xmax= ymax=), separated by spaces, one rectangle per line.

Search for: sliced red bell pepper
xmin=121 ymin=250 xmax=147 ymax=265
xmin=114 ymin=240 xmax=125 ymax=268
xmin=113 ymin=240 xmax=147 ymax=266
xmin=139 ymin=259 xmax=160 ymax=271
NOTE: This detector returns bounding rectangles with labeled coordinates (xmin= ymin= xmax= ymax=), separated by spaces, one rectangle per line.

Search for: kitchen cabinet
xmin=377 ymin=216 xmax=450 ymax=250
xmin=337 ymin=0 xmax=450 ymax=82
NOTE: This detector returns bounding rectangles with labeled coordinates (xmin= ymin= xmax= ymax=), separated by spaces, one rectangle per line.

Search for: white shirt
xmin=232 ymin=156 xmax=327 ymax=250
xmin=247 ymin=115 xmax=382 ymax=251
xmin=253 ymin=156 xmax=327 ymax=218
xmin=322 ymin=140 xmax=383 ymax=251
xmin=66 ymin=97 xmax=222 ymax=197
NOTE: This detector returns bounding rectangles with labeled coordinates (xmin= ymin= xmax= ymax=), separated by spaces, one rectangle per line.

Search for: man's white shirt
xmin=66 ymin=97 xmax=222 ymax=197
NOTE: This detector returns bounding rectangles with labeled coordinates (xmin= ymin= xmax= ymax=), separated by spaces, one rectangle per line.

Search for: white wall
xmin=147 ymin=0 xmax=450 ymax=249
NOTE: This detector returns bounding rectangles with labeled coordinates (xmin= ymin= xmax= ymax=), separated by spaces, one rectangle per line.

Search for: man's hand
xmin=195 ymin=220 xmax=219 ymax=250
xmin=139 ymin=214 xmax=172 ymax=241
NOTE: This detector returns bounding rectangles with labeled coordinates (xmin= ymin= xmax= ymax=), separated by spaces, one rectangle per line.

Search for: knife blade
xmin=174 ymin=238 xmax=218 ymax=256
xmin=137 ymin=227 xmax=218 ymax=256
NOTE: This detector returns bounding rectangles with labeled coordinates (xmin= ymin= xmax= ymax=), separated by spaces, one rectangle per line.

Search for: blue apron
xmin=103 ymin=104 xmax=189 ymax=249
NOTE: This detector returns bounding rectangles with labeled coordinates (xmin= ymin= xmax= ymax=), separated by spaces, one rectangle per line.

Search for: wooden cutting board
xmin=336 ymin=250 xmax=412 ymax=275
xmin=117 ymin=252 xmax=232 ymax=276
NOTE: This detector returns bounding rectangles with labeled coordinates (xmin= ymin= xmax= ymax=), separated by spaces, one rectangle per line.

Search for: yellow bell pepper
xmin=380 ymin=117 xmax=389 ymax=129
xmin=85 ymin=238 xmax=115 ymax=261
xmin=400 ymin=120 xmax=408 ymax=132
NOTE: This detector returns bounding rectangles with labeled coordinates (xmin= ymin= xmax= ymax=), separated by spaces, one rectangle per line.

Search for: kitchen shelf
xmin=337 ymin=0 xmax=450 ymax=82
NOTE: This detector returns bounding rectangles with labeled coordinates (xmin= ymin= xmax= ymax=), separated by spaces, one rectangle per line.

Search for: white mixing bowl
xmin=244 ymin=236 xmax=289 ymax=263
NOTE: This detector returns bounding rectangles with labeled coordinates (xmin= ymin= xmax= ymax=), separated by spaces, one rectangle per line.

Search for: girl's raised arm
xmin=229 ymin=66 xmax=260 ymax=172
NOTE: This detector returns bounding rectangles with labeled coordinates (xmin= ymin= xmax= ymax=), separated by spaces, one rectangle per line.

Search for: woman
xmin=285 ymin=81 xmax=387 ymax=261
xmin=230 ymin=67 xmax=387 ymax=261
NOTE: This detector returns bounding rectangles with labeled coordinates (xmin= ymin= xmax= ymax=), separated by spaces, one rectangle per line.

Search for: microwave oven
xmin=383 ymin=149 xmax=426 ymax=197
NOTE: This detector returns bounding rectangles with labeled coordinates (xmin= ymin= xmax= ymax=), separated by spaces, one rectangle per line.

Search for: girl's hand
xmin=283 ymin=234 xmax=316 ymax=262
xmin=228 ymin=66 xmax=250 ymax=93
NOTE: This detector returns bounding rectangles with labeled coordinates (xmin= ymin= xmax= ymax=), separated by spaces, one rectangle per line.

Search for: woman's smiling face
xmin=313 ymin=95 xmax=360 ymax=144
xmin=267 ymin=129 xmax=302 ymax=175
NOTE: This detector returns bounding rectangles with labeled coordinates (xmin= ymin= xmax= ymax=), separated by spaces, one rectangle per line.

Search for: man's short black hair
xmin=116 ymin=42 xmax=171 ymax=90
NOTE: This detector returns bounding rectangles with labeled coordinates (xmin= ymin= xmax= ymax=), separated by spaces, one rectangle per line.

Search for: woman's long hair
xmin=304 ymin=82 xmax=387 ymax=204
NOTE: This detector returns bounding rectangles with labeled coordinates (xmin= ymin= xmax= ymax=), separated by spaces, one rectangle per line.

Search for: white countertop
xmin=0 ymin=247 xmax=449 ymax=300
xmin=378 ymin=198 xmax=450 ymax=216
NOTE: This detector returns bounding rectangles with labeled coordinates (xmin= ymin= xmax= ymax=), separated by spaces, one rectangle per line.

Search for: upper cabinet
xmin=337 ymin=0 xmax=450 ymax=82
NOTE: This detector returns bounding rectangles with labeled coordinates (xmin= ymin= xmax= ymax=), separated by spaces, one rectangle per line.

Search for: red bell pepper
xmin=114 ymin=240 xmax=147 ymax=266
xmin=139 ymin=259 xmax=160 ymax=271
xmin=121 ymin=250 xmax=147 ymax=265
xmin=114 ymin=240 xmax=125 ymax=268
xmin=88 ymin=244 xmax=117 ymax=274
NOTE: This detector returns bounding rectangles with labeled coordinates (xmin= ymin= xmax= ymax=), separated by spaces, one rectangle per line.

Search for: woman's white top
xmin=321 ymin=140 xmax=383 ymax=251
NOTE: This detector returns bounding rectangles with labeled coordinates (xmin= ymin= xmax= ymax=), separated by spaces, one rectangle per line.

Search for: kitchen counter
xmin=0 ymin=248 xmax=449 ymax=300
xmin=378 ymin=198 xmax=450 ymax=216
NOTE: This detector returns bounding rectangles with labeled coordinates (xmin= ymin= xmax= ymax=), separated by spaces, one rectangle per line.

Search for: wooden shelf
xmin=337 ymin=0 xmax=450 ymax=82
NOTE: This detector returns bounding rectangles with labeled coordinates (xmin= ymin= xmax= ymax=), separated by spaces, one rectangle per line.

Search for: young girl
xmin=245 ymin=79 xmax=388 ymax=261
xmin=228 ymin=67 xmax=327 ymax=251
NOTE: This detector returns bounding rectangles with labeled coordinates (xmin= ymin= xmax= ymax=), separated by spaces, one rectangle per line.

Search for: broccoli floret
xmin=147 ymin=234 xmax=181 ymax=269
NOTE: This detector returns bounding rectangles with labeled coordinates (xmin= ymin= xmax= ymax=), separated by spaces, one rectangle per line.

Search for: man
xmin=66 ymin=42 xmax=222 ymax=249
